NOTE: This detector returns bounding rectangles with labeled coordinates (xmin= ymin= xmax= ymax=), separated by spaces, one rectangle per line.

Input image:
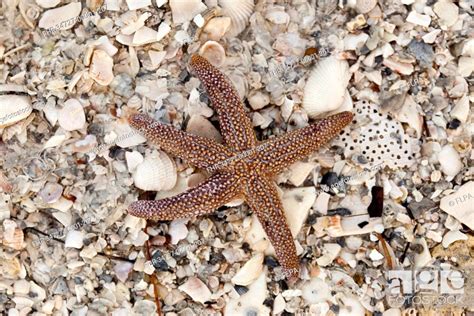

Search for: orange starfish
xmin=128 ymin=55 xmax=353 ymax=279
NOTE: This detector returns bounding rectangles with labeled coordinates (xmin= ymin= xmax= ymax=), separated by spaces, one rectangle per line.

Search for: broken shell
xmin=356 ymin=0 xmax=376 ymax=14
xmin=219 ymin=0 xmax=254 ymax=37
xmin=89 ymin=50 xmax=114 ymax=86
xmin=437 ymin=144 xmax=462 ymax=177
xmin=125 ymin=0 xmax=151 ymax=10
xmin=433 ymin=0 xmax=459 ymax=27
xmin=440 ymin=181 xmax=474 ymax=230
xmin=133 ymin=152 xmax=177 ymax=191
xmin=203 ymin=17 xmax=232 ymax=41
xmin=38 ymin=2 xmax=82 ymax=30
xmin=442 ymin=230 xmax=468 ymax=248
xmin=178 ymin=276 xmax=212 ymax=304
xmin=198 ymin=41 xmax=226 ymax=68
xmin=0 ymin=95 xmax=32 ymax=128
xmin=38 ymin=182 xmax=63 ymax=204
xmin=248 ymin=90 xmax=270 ymax=110
xmin=225 ymin=270 xmax=269 ymax=315
xmin=125 ymin=151 xmax=144 ymax=173
xmin=231 ymin=252 xmax=264 ymax=286
xmin=2 ymin=220 xmax=25 ymax=251
xmin=169 ymin=0 xmax=207 ymax=24
xmin=36 ymin=0 xmax=60 ymax=8
xmin=186 ymin=115 xmax=222 ymax=143
xmin=303 ymin=56 xmax=351 ymax=118
xmin=282 ymin=187 xmax=316 ymax=236
xmin=451 ymin=95 xmax=469 ymax=123
xmin=302 ymin=277 xmax=331 ymax=304
xmin=58 ymin=99 xmax=86 ymax=131
xmin=64 ymin=230 xmax=84 ymax=249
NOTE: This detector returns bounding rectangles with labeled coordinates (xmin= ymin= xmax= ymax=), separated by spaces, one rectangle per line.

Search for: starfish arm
xmin=245 ymin=175 xmax=300 ymax=279
xmin=128 ymin=172 xmax=242 ymax=220
xmin=255 ymin=111 xmax=354 ymax=174
xmin=189 ymin=55 xmax=257 ymax=151
xmin=129 ymin=114 xmax=234 ymax=171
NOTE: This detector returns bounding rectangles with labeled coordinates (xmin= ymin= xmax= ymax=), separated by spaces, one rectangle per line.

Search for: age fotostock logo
xmin=385 ymin=268 xmax=469 ymax=308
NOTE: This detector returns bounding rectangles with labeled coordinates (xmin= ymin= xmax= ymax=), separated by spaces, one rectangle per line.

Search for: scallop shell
xmin=169 ymin=0 xmax=207 ymax=24
xmin=302 ymin=56 xmax=351 ymax=118
xmin=198 ymin=41 xmax=226 ymax=68
xmin=0 ymin=95 xmax=32 ymax=128
xmin=219 ymin=0 xmax=254 ymax=37
xmin=133 ymin=152 xmax=177 ymax=191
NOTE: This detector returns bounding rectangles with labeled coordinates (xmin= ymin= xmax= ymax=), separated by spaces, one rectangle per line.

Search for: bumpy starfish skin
xmin=128 ymin=54 xmax=354 ymax=279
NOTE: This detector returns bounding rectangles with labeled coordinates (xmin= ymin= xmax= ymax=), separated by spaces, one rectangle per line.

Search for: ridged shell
xmin=133 ymin=152 xmax=177 ymax=191
xmin=302 ymin=56 xmax=350 ymax=118
xmin=219 ymin=0 xmax=254 ymax=37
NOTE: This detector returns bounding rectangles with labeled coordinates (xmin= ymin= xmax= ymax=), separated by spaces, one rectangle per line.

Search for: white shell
xmin=169 ymin=0 xmax=207 ymax=24
xmin=198 ymin=41 xmax=226 ymax=68
xmin=35 ymin=0 xmax=60 ymax=8
xmin=64 ymin=230 xmax=84 ymax=249
xmin=133 ymin=152 xmax=177 ymax=191
xmin=125 ymin=0 xmax=151 ymax=10
xmin=302 ymin=56 xmax=350 ymax=118
xmin=225 ymin=270 xmax=269 ymax=315
xmin=0 ymin=95 xmax=32 ymax=128
xmin=231 ymin=252 xmax=264 ymax=286
xmin=442 ymin=230 xmax=468 ymax=248
xmin=219 ymin=0 xmax=254 ymax=37
xmin=89 ymin=50 xmax=114 ymax=86
xmin=437 ymin=144 xmax=462 ymax=177
xmin=440 ymin=181 xmax=474 ymax=230
xmin=282 ymin=187 xmax=316 ymax=236
xmin=302 ymin=277 xmax=331 ymax=304
xmin=58 ymin=99 xmax=86 ymax=131
xmin=433 ymin=0 xmax=459 ymax=27
xmin=39 ymin=2 xmax=82 ymax=30
xmin=356 ymin=0 xmax=376 ymax=13
xmin=178 ymin=277 xmax=212 ymax=304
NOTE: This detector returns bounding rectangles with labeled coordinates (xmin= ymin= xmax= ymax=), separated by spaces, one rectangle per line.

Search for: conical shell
xmin=302 ymin=56 xmax=351 ymax=118
xmin=133 ymin=152 xmax=177 ymax=191
xmin=219 ymin=0 xmax=254 ymax=37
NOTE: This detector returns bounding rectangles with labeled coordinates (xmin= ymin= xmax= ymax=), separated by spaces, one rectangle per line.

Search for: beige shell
xmin=303 ymin=56 xmax=351 ymax=118
xmin=0 ymin=95 xmax=32 ymax=128
xmin=178 ymin=277 xmax=212 ymax=304
xmin=225 ymin=270 xmax=269 ymax=315
xmin=2 ymin=220 xmax=25 ymax=250
xmin=198 ymin=41 xmax=226 ymax=68
xmin=89 ymin=50 xmax=114 ymax=86
xmin=133 ymin=152 xmax=177 ymax=191
xmin=58 ymin=99 xmax=86 ymax=131
xmin=219 ymin=0 xmax=254 ymax=37
xmin=38 ymin=2 xmax=82 ymax=30
xmin=231 ymin=252 xmax=264 ymax=286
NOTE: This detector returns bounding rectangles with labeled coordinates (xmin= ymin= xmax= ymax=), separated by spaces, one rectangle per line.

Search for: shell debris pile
xmin=0 ymin=0 xmax=473 ymax=315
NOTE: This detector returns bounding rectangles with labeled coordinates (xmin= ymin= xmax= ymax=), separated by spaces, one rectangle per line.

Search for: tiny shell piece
xmin=38 ymin=182 xmax=63 ymax=204
xmin=356 ymin=0 xmax=376 ymax=14
xmin=36 ymin=0 xmax=60 ymax=8
xmin=65 ymin=230 xmax=84 ymax=249
xmin=406 ymin=11 xmax=431 ymax=27
xmin=203 ymin=17 xmax=232 ymax=41
xmin=58 ymin=99 xmax=86 ymax=131
xmin=437 ymin=144 xmax=462 ymax=177
xmin=433 ymin=0 xmax=459 ymax=27
xmin=38 ymin=2 xmax=82 ymax=30
xmin=89 ymin=50 xmax=114 ymax=86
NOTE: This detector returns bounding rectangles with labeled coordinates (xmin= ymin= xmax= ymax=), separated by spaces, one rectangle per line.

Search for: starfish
xmin=128 ymin=54 xmax=354 ymax=279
